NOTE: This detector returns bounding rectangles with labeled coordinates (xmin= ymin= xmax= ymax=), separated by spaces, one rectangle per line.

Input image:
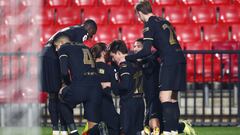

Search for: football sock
xmin=162 ymin=102 xmax=175 ymax=132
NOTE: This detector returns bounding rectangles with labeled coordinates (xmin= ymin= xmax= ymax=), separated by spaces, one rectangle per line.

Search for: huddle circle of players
xmin=41 ymin=1 xmax=197 ymax=135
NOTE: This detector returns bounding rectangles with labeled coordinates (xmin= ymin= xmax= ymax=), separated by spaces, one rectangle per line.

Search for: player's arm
xmin=114 ymin=62 xmax=132 ymax=95
xmin=126 ymin=23 xmax=154 ymax=61
xmin=58 ymin=45 xmax=70 ymax=85
xmin=109 ymin=67 xmax=120 ymax=95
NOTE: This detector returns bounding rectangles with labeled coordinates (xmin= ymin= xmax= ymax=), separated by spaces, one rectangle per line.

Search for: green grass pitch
xmin=41 ymin=127 xmax=240 ymax=135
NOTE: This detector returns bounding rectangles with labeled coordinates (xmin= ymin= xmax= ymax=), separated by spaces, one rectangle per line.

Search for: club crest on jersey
xmin=98 ymin=68 xmax=105 ymax=74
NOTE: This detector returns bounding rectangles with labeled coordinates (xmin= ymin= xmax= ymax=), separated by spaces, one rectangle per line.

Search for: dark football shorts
xmin=159 ymin=63 xmax=186 ymax=91
xmin=59 ymin=84 xmax=102 ymax=123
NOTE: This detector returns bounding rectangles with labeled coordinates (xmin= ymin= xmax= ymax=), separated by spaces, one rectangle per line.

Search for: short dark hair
xmin=83 ymin=19 xmax=97 ymax=37
xmin=91 ymin=42 xmax=107 ymax=59
xmin=135 ymin=1 xmax=152 ymax=15
xmin=135 ymin=38 xmax=144 ymax=44
xmin=109 ymin=40 xmax=128 ymax=54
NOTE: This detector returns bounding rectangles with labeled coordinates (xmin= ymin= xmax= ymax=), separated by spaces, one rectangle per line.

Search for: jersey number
xmin=162 ymin=24 xmax=177 ymax=45
xmin=82 ymin=49 xmax=95 ymax=68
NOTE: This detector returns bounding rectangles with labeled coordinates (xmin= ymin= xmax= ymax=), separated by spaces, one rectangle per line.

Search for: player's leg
xmin=48 ymin=93 xmax=60 ymax=135
xmin=59 ymin=102 xmax=78 ymax=135
xmin=172 ymin=93 xmax=196 ymax=135
xmin=135 ymin=97 xmax=145 ymax=133
xmin=59 ymin=86 xmax=79 ymax=135
xmin=82 ymin=85 xmax=108 ymax=135
xmin=58 ymin=102 xmax=68 ymax=135
xmin=159 ymin=90 xmax=178 ymax=135
xmin=149 ymin=89 xmax=161 ymax=133
xmin=101 ymin=98 xmax=120 ymax=135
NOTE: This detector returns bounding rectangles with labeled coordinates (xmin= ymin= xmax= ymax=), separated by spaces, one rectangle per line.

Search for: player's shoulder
xmin=42 ymin=43 xmax=55 ymax=57
xmin=119 ymin=61 xmax=134 ymax=71
xmin=148 ymin=16 xmax=166 ymax=25
xmin=58 ymin=42 xmax=72 ymax=52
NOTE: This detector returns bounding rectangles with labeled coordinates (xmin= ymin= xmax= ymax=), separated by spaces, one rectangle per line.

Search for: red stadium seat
xmin=212 ymin=41 xmax=238 ymax=50
xmin=121 ymin=24 xmax=143 ymax=47
xmin=203 ymin=24 xmax=229 ymax=42
xmin=152 ymin=6 xmax=163 ymax=17
xmin=99 ymin=0 xmax=123 ymax=6
xmin=212 ymin=41 xmax=239 ymax=82
xmin=0 ymin=25 xmax=10 ymax=51
xmin=181 ymin=0 xmax=204 ymax=5
xmin=56 ymin=7 xmax=81 ymax=26
xmin=190 ymin=6 xmax=216 ymax=24
xmin=0 ymin=0 xmax=10 ymax=7
xmin=187 ymin=55 xmax=221 ymax=82
xmin=94 ymin=25 xmax=119 ymax=44
xmin=39 ymin=92 xmax=48 ymax=103
xmin=184 ymin=41 xmax=212 ymax=50
xmin=185 ymin=41 xmax=220 ymax=82
xmin=82 ymin=7 xmax=109 ymax=25
xmin=206 ymin=0 xmax=230 ymax=5
xmin=41 ymin=26 xmax=60 ymax=45
xmin=30 ymin=7 xmax=55 ymax=26
xmin=219 ymin=6 xmax=240 ymax=24
xmin=109 ymin=7 xmax=135 ymax=24
xmin=72 ymin=0 xmax=97 ymax=6
xmin=233 ymin=0 xmax=240 ymax=5
xmin=45 ymin=0 xmax=70 ymax=7
xmin=154 ymin=0 xmax=178 ymax=5
xmin=231 ymin=24 xmax=240 ymax=41
xmin=10 ymin=25 xmax=39 ymax=52
xmin=125 ymin=0 xmax=153 ymax=6
xmin=163 ymin=6 xmax=189 ymax=24
xmin=175 ymin=24 xmax=201 ymax=43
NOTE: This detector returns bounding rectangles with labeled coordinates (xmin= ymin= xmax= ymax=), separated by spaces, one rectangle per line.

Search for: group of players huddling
xmin=41 ymin=1 xmax=197 ymax=135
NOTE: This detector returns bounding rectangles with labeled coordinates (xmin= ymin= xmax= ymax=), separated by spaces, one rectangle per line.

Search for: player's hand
xmin=101 ymin=82 xmax=111 ymax=89
xmin=58 ymin=85 xmax=67 ymax=103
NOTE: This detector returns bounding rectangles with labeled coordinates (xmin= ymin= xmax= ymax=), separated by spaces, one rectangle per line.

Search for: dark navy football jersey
xmin=58 ymin=43 xmax=99 ymax=85
xmin=48 ymin=25 xmax=88 ymax=44
xmin=114 ymin=61 xmax=143 ymax=97
xmin=126 ymin=16 xmax=186 ymax=65
xmin=96 ymin=62 xmax=118 ymax=98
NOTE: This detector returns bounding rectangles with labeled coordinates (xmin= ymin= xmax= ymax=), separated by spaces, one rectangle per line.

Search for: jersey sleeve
xmin=58 ymin=45 xmax=70 ymax=85
xmin=125 ymin=23 xmax=154 ymax=62
xmin=108 ymin=66 xmax=120 ymax=95
xmin=114 ymin=62 xmax=132 ymax=95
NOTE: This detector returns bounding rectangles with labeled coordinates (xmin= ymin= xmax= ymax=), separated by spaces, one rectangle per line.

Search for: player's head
xmin=91 ymin=42 xmax=107 ymax=61
xmin=53 ymin=34 xmax=70 ymax=50
xmin=109 ymin=40 xmax=128 ymax=65
xmin=83 ymin=19 xmax=97 ymax=39
xmin=133 ymin=38 xmax=144 ymax=54
xmin=135 ymin=1 xmax=153 ymax=22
